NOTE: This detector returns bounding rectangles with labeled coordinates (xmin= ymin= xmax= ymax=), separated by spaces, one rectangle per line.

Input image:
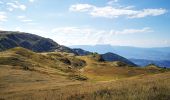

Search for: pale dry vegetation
xmin=0 ymin=47 xmax=170 ymax=100
xmin=0 ymin=70 xmax=169 ymax=100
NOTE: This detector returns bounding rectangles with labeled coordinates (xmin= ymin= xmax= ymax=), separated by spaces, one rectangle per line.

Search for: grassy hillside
xmin=0 ymin=47 xmax=168 ymax=81
xmin=0 ymin=47 xmax=87 ymax=79
xmin=78 ymin=55 xmax=168 ymax=81
xmin=0 ymin=47 xmax=169 ymax=100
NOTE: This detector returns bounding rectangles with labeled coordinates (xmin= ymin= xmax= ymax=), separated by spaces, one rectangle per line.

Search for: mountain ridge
xmin=0 ymin=31 xmax=77 ymax=54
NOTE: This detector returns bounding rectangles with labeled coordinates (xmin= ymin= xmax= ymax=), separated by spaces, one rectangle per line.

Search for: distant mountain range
xmin=70 ymin=45 xmax=170 ymax=60
xmin=70 ymin=45 xmax=170 ymax=68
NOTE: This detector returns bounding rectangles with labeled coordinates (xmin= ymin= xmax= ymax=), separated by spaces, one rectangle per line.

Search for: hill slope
xmin=0 ymin=47 xmax=169 ymax=100
xmin=0 ymin=31 xmax=76 ymax=54
xmin=101 ymin=52 xmax=136 ymax=66
xmin=77 ymin=55 xmax=168 ymax=81
xmin=0 ymin=47 xmax=87 ymax=78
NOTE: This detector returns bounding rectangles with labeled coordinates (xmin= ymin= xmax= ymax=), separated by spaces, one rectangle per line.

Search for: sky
xmin=0 ymin=0 xmax=170 ymax=47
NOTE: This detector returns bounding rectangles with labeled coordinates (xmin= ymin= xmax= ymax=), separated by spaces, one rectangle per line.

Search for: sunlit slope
xmin=78 ymin=54 xmax=168 ymax=81
xmin=0 ymin=47 xmax=168 ymax=82
xmin=0 ymin=47 xmax=170 ymax=100
xmin=0 ymin=47 xmax=86 ymax=77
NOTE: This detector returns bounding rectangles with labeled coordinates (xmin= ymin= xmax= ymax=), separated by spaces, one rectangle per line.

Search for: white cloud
xmin=17 ymin=15 xmax=33 ymax=23
xmin=51 ymin=27 xmax=153 ymax=45
xmin=17 ymin=15 xmax=26 ymax=19
xmin=113 ymin=27 xmax=153 ymax=34
xmin=21 ymin=19 xmax=33 ymax=22
xmin=20 ymin=5 xmax=26 ymax=10
xmin=0 ymin=12 xmax=7 ymax=22
xmin=0 ymin=1 xmax=4 ymax=4
xmin=14 ymin=26 xmax=22 ymax=31
xmin=107 ymin=0 xmax=119 ymax=5
xmin=69 ymin=4 xmax=167 ymax=18
xmin=52 ymin=27 xmax=152 ymax=35
xmin=129 ymin=8 xmax=167 ymax=18
xmin=90 ymin=6 xmax=138 ymax=18
xmin=29 ymin=0 xmax=34 ymax=3
xmin=0 ymin=27 xmax=5 ymax=31
xmin=69 ymin=4 xmax=94 ymax=12
xmin=52 ymin=27 xmax=99 ymax=35
xmin=7 ymin=1 xmax=26 ymax=11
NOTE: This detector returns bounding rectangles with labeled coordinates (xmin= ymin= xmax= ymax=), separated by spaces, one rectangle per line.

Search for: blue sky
xmin=0 ymin=0 xmax=170 ymax=47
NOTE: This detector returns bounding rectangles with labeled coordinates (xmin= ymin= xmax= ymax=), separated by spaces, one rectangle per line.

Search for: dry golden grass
xmin=0 ymin=47 xmax=87 ymax=77
xmin=78 ymin=56 xmax=168 ymax=81
xmin=0 ymin=70 xmax=169 ymax=100
xmin=0 ymin=47 xmax=170 ymax=100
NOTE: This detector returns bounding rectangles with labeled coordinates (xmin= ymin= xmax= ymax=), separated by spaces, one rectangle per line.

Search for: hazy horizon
xmin=69 ymin=44 xmax=170 ymax=48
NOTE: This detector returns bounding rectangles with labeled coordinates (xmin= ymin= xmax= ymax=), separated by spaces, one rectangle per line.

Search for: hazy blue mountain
xmin=70 ymin=45 xmax=170 ymax=61
xmin=130 ymin=59 xmax=170 ymax=68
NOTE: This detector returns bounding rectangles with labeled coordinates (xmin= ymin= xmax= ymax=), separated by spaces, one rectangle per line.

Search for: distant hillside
xmin=130 ymin=59 xmax=170 ymax=68
xmin=101 ymin=52 xmax=136 ymax=66
xmin=70 ymin=45 xmax=170 ymax=67
xmin=0 ymin=31 xmax=76 ymax=54
xmin=72 ymin=48 xmax=91 ymax=56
